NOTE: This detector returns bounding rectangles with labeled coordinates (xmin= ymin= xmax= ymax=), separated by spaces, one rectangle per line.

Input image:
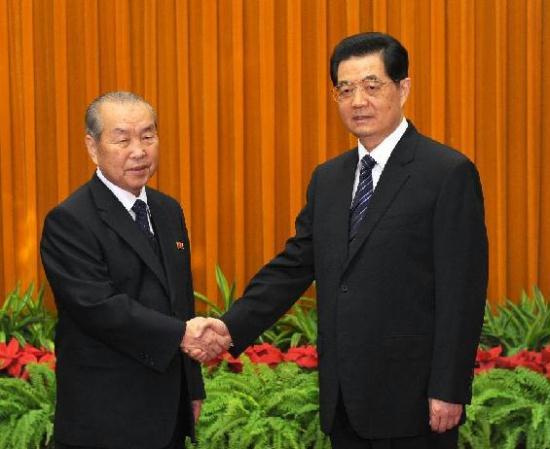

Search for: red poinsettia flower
xmin=0 ymin=338 xmax=20 ymax=369
xmin=0 ymin=338 xmax=56 ymax=379
xmin=245 ymin=343 xmax=284 ymax=367
xmin=540 ymin=346 xmax=550 ymax=378
xmin=7 ymin=352 xmax=38 ymax=379
xmin=222 ymin=352 xmax=243 ymax=373
xmin=203 ymin=351 xmax=243 ymax=373
xmin=541 ymin=345 xmax=550 ymax=364
xmin=284 ymin=345 xmax=318 ymax=369
xmin=496 ymin=350 xmax=544 ymax=373
xmin=22 ymin=343 xmax=44 ymax=356
xmin=475 ymin=346 xmax=502 ymax=373
xmin=38 ymin=352 xmax=57 ymax=371
xmin=476 ymin=345 xmax=502 ymax=361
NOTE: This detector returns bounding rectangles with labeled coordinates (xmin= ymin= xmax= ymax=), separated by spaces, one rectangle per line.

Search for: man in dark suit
xmin=193 ymin=32 xmax=488 ymax=449
xmin=41 ymin=91 xmax=227 ymax=449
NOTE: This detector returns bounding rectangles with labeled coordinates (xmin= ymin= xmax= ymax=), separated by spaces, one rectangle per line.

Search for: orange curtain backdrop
xmin=1 ymin=0 xmax=549 ymax=308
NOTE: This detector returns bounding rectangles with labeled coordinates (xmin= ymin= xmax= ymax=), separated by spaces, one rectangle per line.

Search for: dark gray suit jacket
xmin=222 ymin=123 xmax=488 ymax=439
xmin=41 ymin=175 xmax=204 ymax=448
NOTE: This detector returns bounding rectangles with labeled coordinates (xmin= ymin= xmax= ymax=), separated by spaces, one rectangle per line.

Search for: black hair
xmin=330 ymin=32 xmax=408 ymax=85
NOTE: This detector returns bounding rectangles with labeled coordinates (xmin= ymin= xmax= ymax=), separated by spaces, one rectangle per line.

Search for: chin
xmin=354 ymin=129 xmax=376 ymax=140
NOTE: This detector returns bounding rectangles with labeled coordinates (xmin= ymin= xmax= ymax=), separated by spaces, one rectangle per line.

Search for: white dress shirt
xmin=351 ymin=117 xmax=409 ymax=202
xmin=96 ymin=168 xmax=154 ymax=234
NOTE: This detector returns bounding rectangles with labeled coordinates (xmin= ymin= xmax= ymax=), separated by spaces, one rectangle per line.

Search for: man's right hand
xmin=181 ymin=317 xmax=231 ymax=363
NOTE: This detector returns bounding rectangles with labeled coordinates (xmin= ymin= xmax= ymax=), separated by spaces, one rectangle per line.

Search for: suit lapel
xmin=89 ymin=176 xmax=169 ymax=292
xmin=147 ymin=194 xmax=179 ymax=307
xmin=343 ymin=125 xmax=418 ymax=272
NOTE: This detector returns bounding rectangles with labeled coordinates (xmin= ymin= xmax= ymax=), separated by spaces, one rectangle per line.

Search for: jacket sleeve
xmin=221 ymin=169 xmax=319 ymax=355
xmin=40 ymin=205 xmax=185 ymax=373
xmin=427 ymin=159 xmax=488 ymax=404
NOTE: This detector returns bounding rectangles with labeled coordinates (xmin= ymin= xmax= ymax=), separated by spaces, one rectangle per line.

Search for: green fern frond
xmin=0 ymin=364 xmax=55 ymax=449
xmin=460 ymin=368 xmax=550 ymax=449
xmin=190 ymin=361 xmax=329 ymax=449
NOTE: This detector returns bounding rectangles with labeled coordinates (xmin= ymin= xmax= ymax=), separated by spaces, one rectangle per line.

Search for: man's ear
xmin=399 ymin=78 xmax=411 ymax=107
xmin=85 ymin=134 xmax=99 ymax=165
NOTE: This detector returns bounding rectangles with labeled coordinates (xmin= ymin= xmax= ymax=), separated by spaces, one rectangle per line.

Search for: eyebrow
xmin=338 ymin=75 xmax=382 ymax=85
xmin=109 ymin=124 xmax=157 ymax=135
xmin=111 ymin=128 xmax=129 ymax=135
xmin=141 ymin=125 xmax=157 ymax=134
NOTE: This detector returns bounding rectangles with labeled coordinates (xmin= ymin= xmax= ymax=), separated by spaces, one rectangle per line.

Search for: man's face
xmin=85 ymin=101 xmax=159 ymax=196
xmin=336 ymin=52 xmax=410 ymax=150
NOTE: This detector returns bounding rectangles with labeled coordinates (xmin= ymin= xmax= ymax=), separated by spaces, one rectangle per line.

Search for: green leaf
xmin=194 ymin=291 xmax=222 ymax=317
xmin=192 ymin=361 xmax=328 ymax=449
xmin=0 ymin=364 xmax=55 ymax=449
xmin=481 ymin=287 xmax=550 ymax=355
xmin=11 ymin=331 xmax=27 ymax=347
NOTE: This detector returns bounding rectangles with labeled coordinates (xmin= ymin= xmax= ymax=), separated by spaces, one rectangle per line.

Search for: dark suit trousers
xmin=55 ymin=372 xmax=189 ymax=449
xmin=55 ymin=414 xmax=185 ymax=449
xmin=330 ymin=396 xmax=459 ymax=449
xmin=55 ymin=410 xmax=186 ymax=449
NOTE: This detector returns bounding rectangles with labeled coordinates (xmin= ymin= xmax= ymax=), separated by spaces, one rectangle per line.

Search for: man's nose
xmin=129 ymin=139 xmax=147 ymax=158
xmin=351 ymin=86 xmax=369 ymax=107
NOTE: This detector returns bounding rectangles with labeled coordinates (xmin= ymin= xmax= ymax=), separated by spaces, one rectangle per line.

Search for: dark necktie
xmin=132 ymin=199 xmax=154 ymax=239
xmin=349 ymin=154 xmax=376 ymax=241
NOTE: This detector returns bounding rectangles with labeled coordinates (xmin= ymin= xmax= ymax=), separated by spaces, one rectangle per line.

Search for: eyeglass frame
xmin=331 ymin=75 xmax=400 ymax=102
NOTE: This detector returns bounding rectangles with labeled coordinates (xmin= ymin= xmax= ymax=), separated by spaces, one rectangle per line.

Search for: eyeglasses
xmin=332 ymin=77 xmax=393 ymax=102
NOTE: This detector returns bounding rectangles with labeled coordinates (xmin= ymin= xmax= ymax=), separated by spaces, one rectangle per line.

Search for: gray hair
xmin=85 ymin=91 xmax=157 ymax=141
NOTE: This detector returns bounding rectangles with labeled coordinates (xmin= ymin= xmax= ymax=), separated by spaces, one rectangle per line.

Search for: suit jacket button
xmin=340 ymin=285 xmax=348 ymax=293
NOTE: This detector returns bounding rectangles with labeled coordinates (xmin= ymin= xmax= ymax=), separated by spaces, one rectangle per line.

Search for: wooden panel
xmin=525 ymin=0 xmax=542 ymax=292
xmin=0 ymin=0 xmax=13 ymax=293
xmin=540 ymin=0 xmax=550 ymax=297
xmin=1 ymin=0 xmax=550 ymax=307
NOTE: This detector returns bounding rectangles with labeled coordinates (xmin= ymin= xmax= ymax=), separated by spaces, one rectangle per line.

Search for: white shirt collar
xmin=95 ymin=168 xmax=148 ymax=212
xmin=357 ymin=117 xmax=408 ymax=169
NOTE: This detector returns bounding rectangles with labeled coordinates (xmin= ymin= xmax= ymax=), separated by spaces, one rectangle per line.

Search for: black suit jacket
xmin=40 ymin=175 xmax=204 ymax=449
xmin=222 ymin=124 xmax=488 ymax=439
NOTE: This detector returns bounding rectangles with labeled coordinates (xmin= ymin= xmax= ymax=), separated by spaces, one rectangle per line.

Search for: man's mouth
xmin=353 ymin=115 xmax=372 ymax=122
xmin=127 ymin=165 xmax=149 ymax=174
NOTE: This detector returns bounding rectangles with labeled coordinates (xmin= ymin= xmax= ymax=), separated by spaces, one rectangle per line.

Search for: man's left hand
xmin=428 ymin=398 xmax=462 ymax=433
xmin=192 ymin=400 xmax=202 ymax=423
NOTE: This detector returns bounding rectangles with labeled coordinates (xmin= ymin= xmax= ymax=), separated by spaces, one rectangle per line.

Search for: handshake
xmin=180 ymin=317 xmax=232 ymax=363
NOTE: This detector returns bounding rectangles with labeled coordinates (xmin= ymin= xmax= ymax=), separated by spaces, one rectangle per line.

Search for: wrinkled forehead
xmin=99 ymin=101 xmax=156 ymax=132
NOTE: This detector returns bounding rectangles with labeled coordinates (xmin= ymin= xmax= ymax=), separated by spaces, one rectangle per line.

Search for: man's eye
xmin=117 ymin=139 xmax=129 ymax=144
xmin=339 ymin=87 xmax=352 ymax=95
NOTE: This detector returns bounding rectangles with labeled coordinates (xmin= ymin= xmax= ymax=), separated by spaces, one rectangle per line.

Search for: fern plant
xmin=0 ymin=363 xmax=55 ymax=449
xmin=480 ymin=287 xmax=550 ymax=355
xmin=189 ymin=359 xmax=330 ymax=449
xmin=459 ymin=368 xmax=550 ymax=449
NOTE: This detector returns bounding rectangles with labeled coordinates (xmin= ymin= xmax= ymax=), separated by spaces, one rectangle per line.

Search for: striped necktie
xmin=349 ymin=154 xmax=376 ymax=241
xmin=132 ymin=199 xmax=154 ymax=239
